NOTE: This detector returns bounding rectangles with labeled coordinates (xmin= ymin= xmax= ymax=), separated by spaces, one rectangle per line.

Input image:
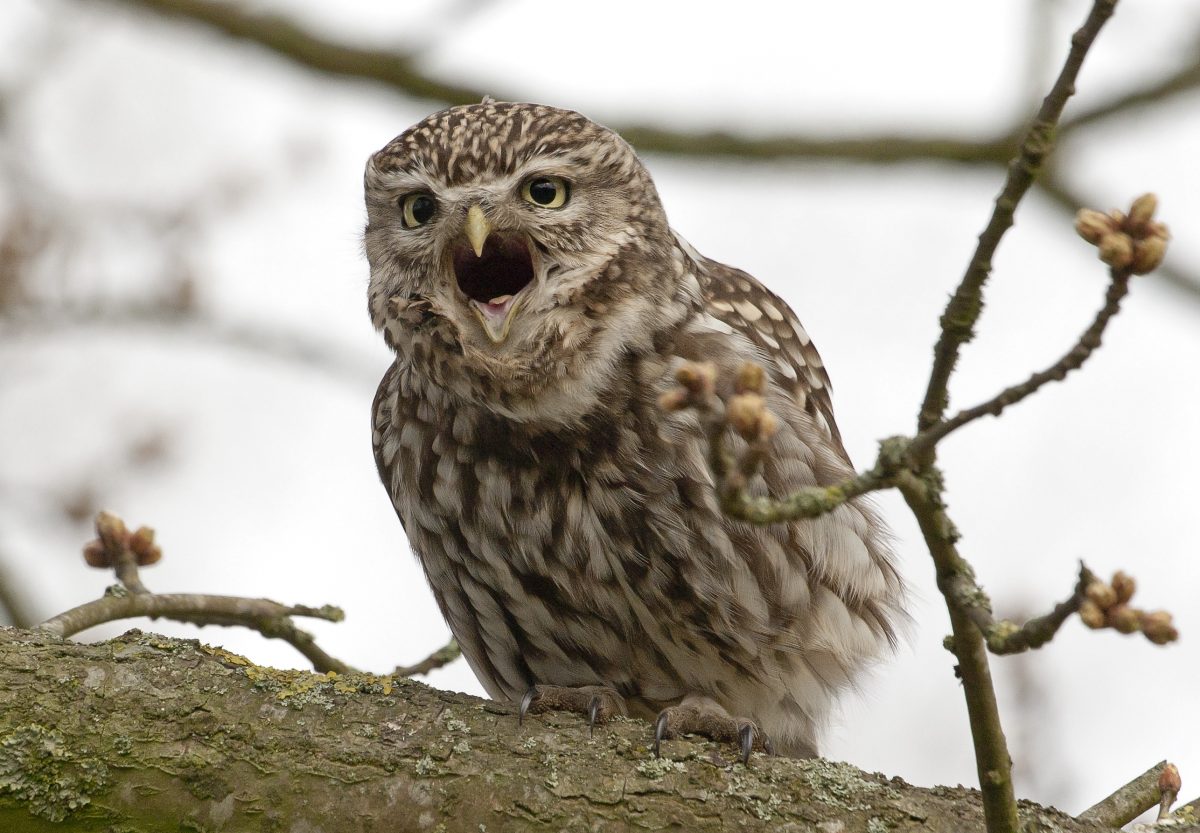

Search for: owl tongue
xmin=475 ymin=295 xmax=514 ymax=319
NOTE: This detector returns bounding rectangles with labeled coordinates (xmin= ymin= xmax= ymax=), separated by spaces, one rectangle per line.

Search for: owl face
xmin=364 ymin=103 xmax=685 ymax=419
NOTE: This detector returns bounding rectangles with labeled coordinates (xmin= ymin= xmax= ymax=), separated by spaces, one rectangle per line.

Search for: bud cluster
xmin=727 ymin=362 xmax=778 ymax=443
xmin=1077 ymin=570 xmax=1178 ymax=645
xmin=1075 ymin=193 xmax=1170 ymax=275
xmin=659 ymin=361 xmax=717 ymax=412
xmin=82 ymin=511 xmax=163 ymax=568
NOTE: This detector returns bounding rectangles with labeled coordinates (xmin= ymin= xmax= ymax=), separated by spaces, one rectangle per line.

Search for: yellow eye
xmin=400 ymin=193 xmax=437 ymax=228
xmin=521 ymin=176 xmax=570 ymax=209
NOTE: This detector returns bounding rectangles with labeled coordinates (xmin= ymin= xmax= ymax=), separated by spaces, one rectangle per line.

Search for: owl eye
xmin=400 ymin=193 xmax=437 ymax=228
xmin=521 ymin=176 xmax=570 ymax=209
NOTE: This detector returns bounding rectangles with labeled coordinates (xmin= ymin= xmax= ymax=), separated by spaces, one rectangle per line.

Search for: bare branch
xmin=102 ymin=0 xmax=1019 ymax=166
xmin=43 ymin=511 xmax=354 ymax=674
xmin=910 ymin=265 xmax=1133 ymax=456
xmin=916 ymin=0 xmax=1119 ymax=441
xmin=1078 ymin=761 xmax=1171 ymax=828
xmin=394 ymin=638 xmax=461 ymax=678
xmin=949 ymin=564 xmax=1095 ymax=656
xmin=1061 ymin=50 xmax=1200 ymax=134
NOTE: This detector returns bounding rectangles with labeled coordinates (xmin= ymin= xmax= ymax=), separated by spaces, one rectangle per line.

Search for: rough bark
xmin=0 ymin=626 xmax=1109 ymax=832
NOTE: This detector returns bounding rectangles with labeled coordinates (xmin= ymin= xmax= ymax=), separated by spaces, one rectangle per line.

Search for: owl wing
xmin=685 ymin=244 xmax=848 ymax=460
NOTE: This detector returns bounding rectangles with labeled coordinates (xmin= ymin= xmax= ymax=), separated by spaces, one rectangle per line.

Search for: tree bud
xmin=734 ymin=362 xmax=766 ymax=395
xmin=83 ymin=540 xmax=112 ymax=568
xmin=726 ymin=394 xmax=766 ymax=441
xmin=1097 ymin=233 xmax=1134 ymax=270
xmin=1130 ymin=236 xmax=1167 ymax=275
xmin=1085 ymin=580 xmax=1117 ymax=610
xmin=1078 ymin=599 xmax=1106 ymax=629
xmin=1107 ymin=604 xmax=1140 ymax=634
xmin=1128 ymin=193 xmax=1158 ymax=229
xmin=1110 ymin=571 xmax=1136 ymax=604
xmin=1141 ymin=610 xmax=1179 ymax=645
xmin=1074 ymin=209 xmax=1115 ymax=244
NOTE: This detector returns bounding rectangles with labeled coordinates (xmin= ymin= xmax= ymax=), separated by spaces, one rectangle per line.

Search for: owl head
xmin=364 ymin=102 xmax=697 ymax=422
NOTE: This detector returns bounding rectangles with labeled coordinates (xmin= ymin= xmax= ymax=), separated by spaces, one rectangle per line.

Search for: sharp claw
xmin=653 ymin=711 xmax=669 ymax=758
xmin=588 ymin=695 xmax=601 ymax=737
xmin=518 ymin=687 xmax=537 ymax=727
xmin=739 ymin=723 xmax=754 ymax=765
xmin=763 ymin=733 xmax=776 ymax=757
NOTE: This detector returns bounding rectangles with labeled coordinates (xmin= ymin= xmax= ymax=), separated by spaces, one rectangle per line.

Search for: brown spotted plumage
xmin=365 ymin=102 xmax=903 ymax=758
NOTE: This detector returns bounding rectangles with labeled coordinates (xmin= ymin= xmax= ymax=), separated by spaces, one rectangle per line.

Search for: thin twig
xmin=1078 ymin=761 xmax=1169 ymax=827
xmin=1060 ymin=52 xmax=1200 ymax=135
xmin=965 ymin=564 xmax=1095 ymax=655
xmin=916 ymin=0 xmax=1119 ymax=441
xmin=911 ymin=266 xmax=1133 ymax=456
xmin=394 ymin=638 xmax=461 ymax=677
xmin=36 ymin=591 xmax=352 ymax=673
xmin=59 ymin=511 xmax=356 ymax=673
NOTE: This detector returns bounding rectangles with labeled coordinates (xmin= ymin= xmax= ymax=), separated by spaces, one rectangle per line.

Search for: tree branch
xmin=0 ymin=627 xmax=1116 ymax=832
xmin=40 ymin=511 xmax=354 ymax=674
xmin=916 ymin=0 xmax=1119 ymax=439
xmin=1078 ymin=760 xmax=1172 ymax=827
xmin=911 ymin=264 xmax=1133 ymax=456
xmin=394 ymin=638 xmax=461 ymax=677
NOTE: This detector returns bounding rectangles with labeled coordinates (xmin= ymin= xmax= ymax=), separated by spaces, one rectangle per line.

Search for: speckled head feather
xmin=366 ymin=103 xmax=905 ymax=759
xmin=370 ymin=102 xmax=630 ymax=187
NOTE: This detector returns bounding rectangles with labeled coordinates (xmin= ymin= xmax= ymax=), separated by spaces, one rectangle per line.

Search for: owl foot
xmin=518 ymin=684 xmax=627 ymax=736
xmin=653 ymin=696 xmax=774 ymax=765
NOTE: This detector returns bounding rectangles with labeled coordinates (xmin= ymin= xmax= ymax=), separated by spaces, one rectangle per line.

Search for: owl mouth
xmin=452 ymin=232 xmax=535 ymax=343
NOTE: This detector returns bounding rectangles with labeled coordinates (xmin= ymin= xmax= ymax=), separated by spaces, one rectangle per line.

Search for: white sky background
xmin=0 ymin=0 xmax=1197 ymax=816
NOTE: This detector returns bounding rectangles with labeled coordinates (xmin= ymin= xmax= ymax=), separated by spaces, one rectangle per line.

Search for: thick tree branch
xmin=0 ymin=627 xmax=1113 ymax=832
xmin=916 ymin=0 xmax=1119 ymax=439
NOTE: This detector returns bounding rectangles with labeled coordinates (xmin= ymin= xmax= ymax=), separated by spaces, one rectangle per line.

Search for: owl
xmin=365 ymin=101 xmax=903 ymax=760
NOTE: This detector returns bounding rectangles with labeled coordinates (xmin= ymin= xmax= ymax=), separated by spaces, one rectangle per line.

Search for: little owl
xmin=366 ymin=101 xmax=903 ymax=760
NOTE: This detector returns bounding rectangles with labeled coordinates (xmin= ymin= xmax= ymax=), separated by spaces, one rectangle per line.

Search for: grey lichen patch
xmin=795 ymin=758 xmax=899 ymax=812
xmin=0 ymin=724 xmax=110 ymax=822
xmin=867 ymin=817 xmax=890 ymax=833
xmin=415 ymin=755 xmax=438 ymax=776
xmin=635 ymin=757 xmax=686 ymax=779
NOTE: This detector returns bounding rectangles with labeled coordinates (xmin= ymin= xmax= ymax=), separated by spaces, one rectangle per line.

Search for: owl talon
xmin=653 ymin=710 xmax=670 ymax=758
xmin=653 ymin=697 xmax=769 ymax=764
xmin=588 ymin=694 xmax=602 ymax=737
xmin=515 ymin=684 xmax=626 ymax=736
xmin=518 ymin=686 xmax=538 ymax=727
xmin=739 ymin=723 xmax=755 ymax=765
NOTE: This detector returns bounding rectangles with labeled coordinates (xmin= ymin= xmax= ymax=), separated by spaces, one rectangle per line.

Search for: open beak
xmin=453 ymin=204 xmax=535 ymax=344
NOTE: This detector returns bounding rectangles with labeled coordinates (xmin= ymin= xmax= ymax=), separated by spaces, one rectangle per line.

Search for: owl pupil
xmin=528 ymin=179 xmax=559 ymax=205
xmin=410 ymin=195 xmax=435 ymax=224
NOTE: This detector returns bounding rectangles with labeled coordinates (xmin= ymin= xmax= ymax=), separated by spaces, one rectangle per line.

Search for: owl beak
xmin=452 ymin=205 xmax=535 ymax=344
xmin=470 ymin=294 xmax=524 ymax=343
xmin=465 ymin=204 xmax=491 ymax=258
